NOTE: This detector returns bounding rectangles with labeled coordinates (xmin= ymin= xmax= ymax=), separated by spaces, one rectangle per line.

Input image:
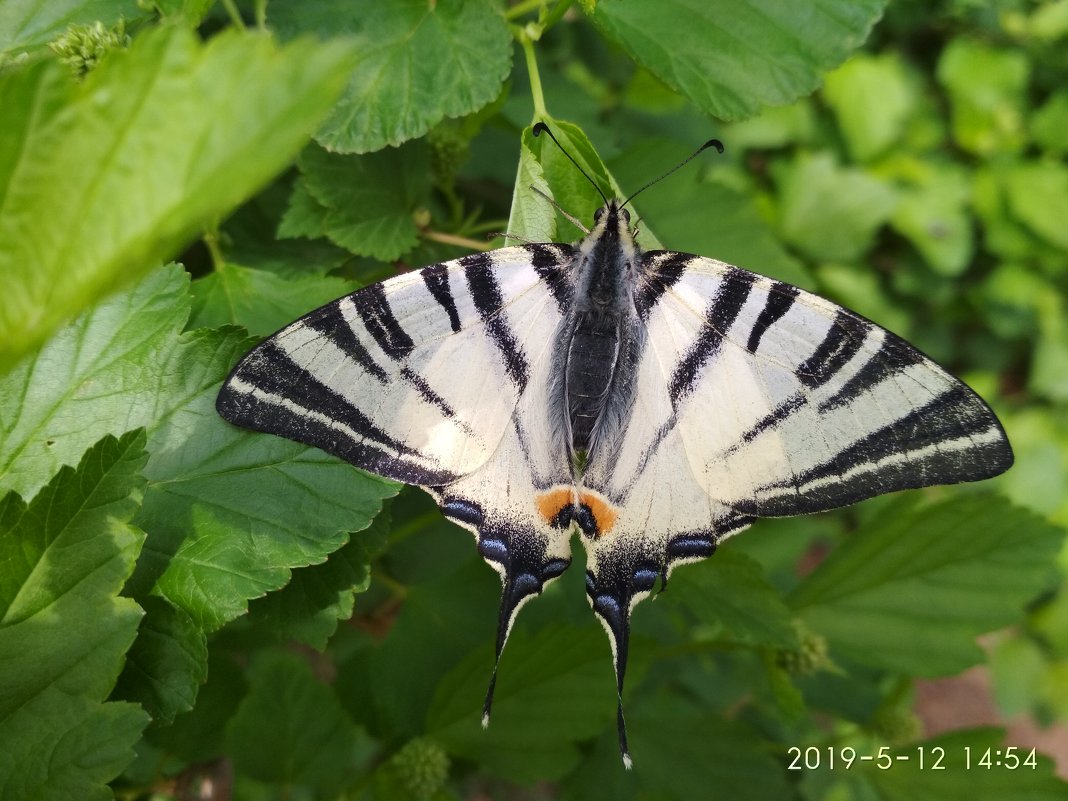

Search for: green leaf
xmin=510 ymin=119 xmax=662 ymax=250
xmin=624 ymin=693 xmax=791 ymax=799
xmin=669 ymin=548 xmax=798 ymax=649
xmin=1031 ymin=90 xmax=1068 ymax=156
xmin=189 ymin=262 xmax=353 ymax=337
xmin=1004 ymin=160 xmax=1068 ymax=252
xmin=936 ymin=39 xmax=1029 ymax=157
xmin=427 ymin=623 xmax=618 ymax=781
xmin=225 ymin=650 xmax=372 ymax=793
xmin=823 ymin=53 xmax=916 ymax=163
xmin=0 ymin=25 xmax=357 ymax=370
xmin=590 ymin=0 xmax=886 ymax=121
xmin=270 ymin=0 xmax=512 ymax=153
xmin=0 ymin=430 xmax=149 ymax=800
xmin=245 ymin=509 xmax=390 ymax=650
xmin=112 ymin=596 xmax=208 ymax=726
xmin=0 ymin=266 xmax=190 ymax=500
xmin=0 ymin=0 xmax=141 ymax=55
xmin=789 ymin=495 xmax=1064 ymax=675
xmin=506 ymin=127 xmax=556 ymax=245
xmin=889 ymin=163 xmax=974 ymax=276
xmin=864 ymin=728 xmax=1068 ymax=801
xmin=775 ymin=152 xmax=898 ymax=262
xmin=293 ymin=141 xmax=431 ymax=260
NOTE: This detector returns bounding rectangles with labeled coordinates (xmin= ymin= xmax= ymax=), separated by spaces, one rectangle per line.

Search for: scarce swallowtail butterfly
xmin=217 ymin=124 xmax=1013 ymax=768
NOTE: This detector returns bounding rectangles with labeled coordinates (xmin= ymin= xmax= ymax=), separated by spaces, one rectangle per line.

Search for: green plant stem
xmin=520 ymin=32 xmax=548 ymax=120
xmin=220 ymin=0 xmax=247 ymax=30
xmin=203 ymin=228 xmax=225 ymax=270
xmin=505 ymin=0 xmax=546 ymax=20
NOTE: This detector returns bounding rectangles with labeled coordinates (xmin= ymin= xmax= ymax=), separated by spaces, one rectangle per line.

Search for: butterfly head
xmin=577 ymin=200 xmax=640 ymax=312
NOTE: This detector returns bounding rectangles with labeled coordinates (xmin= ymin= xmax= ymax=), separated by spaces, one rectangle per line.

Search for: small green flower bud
xmin=49 ymin=20 xmax=129 ymax=78
xmin=388 ymin=737 xmax=450 ymax=800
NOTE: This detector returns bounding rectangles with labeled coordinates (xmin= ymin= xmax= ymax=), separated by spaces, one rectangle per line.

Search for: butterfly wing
xmin=218 ymin=244 xmax=579 ymax=709
xmin=578 ymin=251 xmax=1013 ymax=759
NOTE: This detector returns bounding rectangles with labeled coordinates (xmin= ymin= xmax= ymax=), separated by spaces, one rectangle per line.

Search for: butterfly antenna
xmin=532 ymin=122 xmax=609 ymax=205
xmin=621 ymin=138 xmax=725 ymax=209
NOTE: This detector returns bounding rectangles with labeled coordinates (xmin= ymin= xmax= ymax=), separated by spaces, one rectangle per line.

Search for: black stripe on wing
xmin=302 ymin=301 xmax=390 ymax=383
xmin=524 ymin=243 xmax=576 ymax=312
xmin=355 ymin=283 xmax=416 ymax=361
xmin=747 ymin=282 xmax=799 ymax=353
xmin=634 ymin=251 xmax=694 ymax=320
xmin=217 ymin=343 xmax=459 ymax=486
xmin=669 ymin=268 xmax=755 ymax=405
xmin=816 ymin=332 xmax=924 ymax=413
xmin=462 ymin=252 xmax=530 ymax=392
xmin=797 ymin=310 xmax=867 ymax=389
xmin=421 ymin=263 xmax=463 ymax=333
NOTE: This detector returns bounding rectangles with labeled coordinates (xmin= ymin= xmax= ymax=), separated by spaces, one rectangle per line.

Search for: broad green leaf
xmin=0 ymin=0 xmax=140 ymax=55
xmin=0 ymin=266 xmax=189 ymax=500
xmin=1031 ymin=90 xmax=1068 ymax=156
xmin=624 ymin=693 xmax=791 ymax=799
xmin=270 ymin=0 xmax=512 ymax=153
xmin=890 ymin=164 xmax=974 ymax=276
xmin=669 ymin=548 xmax=798 ymax=649
xmin=0 ymin=430 xmax=149 ymax=800
xmin=427 ymin=623 xmax=617 ymax=781
xmin=775 ymin=152 xmax=898 ymax=262
xmin=277 ymin=179 xmax=332 ymax=241
xmin=863 ymin=728 xmax=1068 ymax=801
xmin=225 ymin=651 xmax=372 ymax=793
xmin=0 ymin=25 xmax=357 ymax=370
xmin=291 ymin=141 xmax=431 ymax=261
xmin=590 ymin=0 xmax=886 ymax=121
xmin=1030 ymin=292 xmax=1068 ymax=404
xmin=112 ymin=596 xmax=207 ymax=726
xmin=145 ymin=649 xmax=247 ymax=764
xmin=824 ymin=53 xmax=916 ymax=163
xmin=936 ymin=39 xmax=1029 ymax=157
xmin=1004 ymin=160 xmax=1068 ymax=251
xmin=506 ymin=127 xmax=556 ymax=244
xmin=189 ymin=262 xmax=353 ymax=337
xmin=510 ymin=119 xmax=662 ymax=250
xmin=0 ymin=693 xmax=146 ymax=801
xmin=245 ymin=509 xmax=390 ymax=650
xmin=789 ymin=495 xmax=1064 ymax=675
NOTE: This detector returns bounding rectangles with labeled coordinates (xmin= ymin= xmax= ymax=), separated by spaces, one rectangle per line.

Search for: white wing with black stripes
xmin=578 ymin=250 xmax=1011 ymax=749
xmin=217 ymin=244 xmax=582 ymax=699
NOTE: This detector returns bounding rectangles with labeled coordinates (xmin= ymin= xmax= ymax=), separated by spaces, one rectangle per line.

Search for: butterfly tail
xmin=586 ymin=551 xmax=659 ymax=769
xmin=477 ymin=525 xmax=571 ymax=727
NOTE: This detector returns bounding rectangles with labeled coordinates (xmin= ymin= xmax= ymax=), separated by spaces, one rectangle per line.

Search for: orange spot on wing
xmin=580 ymin=491 xmax=619 ymax=536
xmin=536 ymin=487 xmax=574 ymax=525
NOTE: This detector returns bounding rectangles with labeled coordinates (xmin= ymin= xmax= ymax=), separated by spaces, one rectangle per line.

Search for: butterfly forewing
xmin=218 ymin=245 xmax=575 ymax=485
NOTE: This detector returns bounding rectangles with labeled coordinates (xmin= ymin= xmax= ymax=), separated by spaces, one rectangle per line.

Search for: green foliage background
xmin=1 ymin=1 xmax=1067 ymax=799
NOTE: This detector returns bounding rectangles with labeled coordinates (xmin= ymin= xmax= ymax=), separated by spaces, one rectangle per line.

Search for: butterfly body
xmin=217 ymin=184 xmax=1012 ymax=768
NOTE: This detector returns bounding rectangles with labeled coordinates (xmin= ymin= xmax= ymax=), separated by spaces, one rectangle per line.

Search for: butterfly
xmin=216 ymin=124 xmax=1013 ymax=768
